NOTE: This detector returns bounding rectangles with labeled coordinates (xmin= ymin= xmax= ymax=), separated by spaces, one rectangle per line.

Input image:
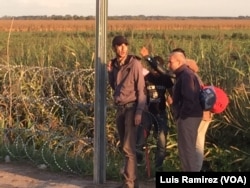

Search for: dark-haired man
xmin=137 ymin=47 xmax=173 ymax=172
xmin=107 ymin=35 xmax=146 ymax=188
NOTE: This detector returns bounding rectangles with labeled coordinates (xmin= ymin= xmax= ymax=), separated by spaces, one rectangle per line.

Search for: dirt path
xmin=0 ymin=161 xmax=155 ymax=188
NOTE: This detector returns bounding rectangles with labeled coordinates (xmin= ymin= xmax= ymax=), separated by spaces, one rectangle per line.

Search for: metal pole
xmin=94 ymin=0 xmax=107 ymax=184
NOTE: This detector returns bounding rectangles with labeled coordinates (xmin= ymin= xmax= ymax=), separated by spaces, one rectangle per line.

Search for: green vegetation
xmin=0 ymin=28 xmax=249 ymax=180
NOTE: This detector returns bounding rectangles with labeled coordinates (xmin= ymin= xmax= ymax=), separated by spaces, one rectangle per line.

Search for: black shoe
xmin=155 ymin=166 xmax=163 ymax=172
xmin=136 ymin=150 xmax=144 ymax=166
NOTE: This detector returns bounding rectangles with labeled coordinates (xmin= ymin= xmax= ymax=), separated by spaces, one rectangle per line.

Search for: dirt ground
xmin=0 ymin=161 xmax=155 ymax=188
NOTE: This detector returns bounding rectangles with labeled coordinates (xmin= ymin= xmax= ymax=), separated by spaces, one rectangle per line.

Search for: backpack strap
xmin=195 ymin=73 xmax=204 ymax=88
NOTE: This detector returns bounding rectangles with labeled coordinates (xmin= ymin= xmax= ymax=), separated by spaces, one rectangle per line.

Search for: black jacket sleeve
xmin=144 ymin=56 xmax=175 ymax=78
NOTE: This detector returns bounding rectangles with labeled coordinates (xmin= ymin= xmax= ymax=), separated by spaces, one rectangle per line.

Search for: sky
xmin=0 ymin=0 xmax=249 ymax=17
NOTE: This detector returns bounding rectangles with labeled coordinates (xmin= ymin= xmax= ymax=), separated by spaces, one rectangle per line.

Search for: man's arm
xmin=134 ymin=58 xmax=147 ymax=126
xmin=140 ymin=46 xmax=174 ymax=77
xmin=107 ymin=60 xmax=115 ymax=90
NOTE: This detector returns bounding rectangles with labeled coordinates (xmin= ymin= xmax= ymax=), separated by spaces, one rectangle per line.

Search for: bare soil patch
xmin=0 ymin=161 xmax=155 ymax=188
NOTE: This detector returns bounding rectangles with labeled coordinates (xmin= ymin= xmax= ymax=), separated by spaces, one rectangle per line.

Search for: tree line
xmin=0 ymin=15 xmax=250 ymax=20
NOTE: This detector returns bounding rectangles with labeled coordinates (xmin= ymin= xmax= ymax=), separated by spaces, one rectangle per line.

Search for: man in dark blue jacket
xmin=168 ymin=50 xmax=203 ymax=171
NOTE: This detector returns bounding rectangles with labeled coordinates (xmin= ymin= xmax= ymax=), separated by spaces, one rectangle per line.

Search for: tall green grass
xmin=0 ymin=29 xmax=249 ymax=177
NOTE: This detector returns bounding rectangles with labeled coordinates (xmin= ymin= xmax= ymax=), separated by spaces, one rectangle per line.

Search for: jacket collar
xmin=174 ymin=64 xmax=188 ymax=77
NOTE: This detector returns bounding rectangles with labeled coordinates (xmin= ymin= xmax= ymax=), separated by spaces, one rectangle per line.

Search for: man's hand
xmin=166 ymin=95 xmax=173 ymax=106
xmin=107 ymin=60 xmax=113 ymax=72
xmin=134 ymin=113 xmax=142 ymax=126
xmin=140 ymin=46 xmax=149 ymax=57
xmin=142 ymin=67 xmax=149 ymax=76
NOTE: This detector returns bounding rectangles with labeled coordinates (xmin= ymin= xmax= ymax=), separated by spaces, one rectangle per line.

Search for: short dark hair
xmin=112 ymin=35 xmax=129 ymax=47
xmin=171 ymin=48 xmax=186 ymax=57
xmin=153 ymin=55 xmax=164 ymax=66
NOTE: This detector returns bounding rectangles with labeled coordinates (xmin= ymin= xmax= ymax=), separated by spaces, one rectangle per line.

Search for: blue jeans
xmin=151 ymin=110 xmax=168 ymax=171
xmin=136 ymin=110 xmax=168 ymax=171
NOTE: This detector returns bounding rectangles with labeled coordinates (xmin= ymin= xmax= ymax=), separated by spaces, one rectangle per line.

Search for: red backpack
xmin=199 ymin=85 xmax=229 ymax=114
xmin=196 ymin=73 xmax=229 ymax=114
xmin=210 ymin=86 xmax=229 ymax=114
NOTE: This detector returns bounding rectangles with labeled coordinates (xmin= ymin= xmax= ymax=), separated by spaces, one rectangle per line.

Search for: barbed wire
xmin=0 ymin=65 xmax=119 ymax=175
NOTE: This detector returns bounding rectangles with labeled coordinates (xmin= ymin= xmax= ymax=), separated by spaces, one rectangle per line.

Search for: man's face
xmin=168 ymin=55 xmax=179 ymax=72
xmin=168 ymin=52 xmax=185 ymax=72
xmin=113 ymin=43 xmax=128 ymax=59
xmin=150 ymin=69 xmax=160 ymax=77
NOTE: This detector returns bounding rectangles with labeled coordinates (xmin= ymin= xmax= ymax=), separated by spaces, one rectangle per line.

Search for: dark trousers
xmin=151 ymin=111 xmax=168 ymax=171
xmin=136 ymin=110 xmax=168 ymax=171
xmin=116 ymin=105 xmax=139 ymax=188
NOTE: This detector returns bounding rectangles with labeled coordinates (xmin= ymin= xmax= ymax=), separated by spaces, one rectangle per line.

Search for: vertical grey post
xmin=94 ymin=0 xmax=107 ymax=184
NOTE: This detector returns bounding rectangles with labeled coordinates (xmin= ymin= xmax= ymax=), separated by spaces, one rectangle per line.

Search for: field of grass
xmin=1 ymin=19 xmax=250 ymax=32
xmin=0 ymin=19 xmax=249 ymax=177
